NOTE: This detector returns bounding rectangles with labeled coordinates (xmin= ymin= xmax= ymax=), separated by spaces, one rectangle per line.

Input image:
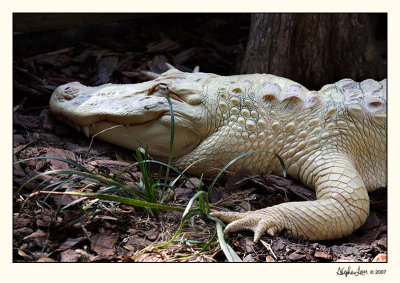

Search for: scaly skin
xmin=50 ymin=69 xmax=386 ymax=241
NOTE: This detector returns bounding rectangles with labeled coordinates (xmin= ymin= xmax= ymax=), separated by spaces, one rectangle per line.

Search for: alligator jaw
xmin=49 ymin=78 xmax=203 ymax=159
xmin=49 ymin=80 xmax=165 ymax=126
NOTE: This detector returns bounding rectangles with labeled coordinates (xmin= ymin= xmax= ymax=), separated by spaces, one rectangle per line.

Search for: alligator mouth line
xmin=59 ymin=110 xmax=172 ymax=136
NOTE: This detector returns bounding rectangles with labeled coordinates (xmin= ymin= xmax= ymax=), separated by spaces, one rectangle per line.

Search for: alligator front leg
xmin=211 ymin=154 xmax=370 ymax=241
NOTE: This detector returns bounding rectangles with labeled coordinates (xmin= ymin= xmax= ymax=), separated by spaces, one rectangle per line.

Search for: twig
xmin=260 ymin=239 xmax=277 ymax=260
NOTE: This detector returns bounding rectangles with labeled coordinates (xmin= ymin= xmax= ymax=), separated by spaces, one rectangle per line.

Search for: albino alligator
xmin=50 ymin=67 xmax=386 ymax=242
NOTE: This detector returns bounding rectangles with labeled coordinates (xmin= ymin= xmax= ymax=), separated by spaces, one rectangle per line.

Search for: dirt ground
xmin=13 ymin=14 xmax=387 ymax=262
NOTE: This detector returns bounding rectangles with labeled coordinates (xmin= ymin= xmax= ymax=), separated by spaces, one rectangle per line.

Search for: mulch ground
xmin=13 ymin=14 xmax=387 ymax=262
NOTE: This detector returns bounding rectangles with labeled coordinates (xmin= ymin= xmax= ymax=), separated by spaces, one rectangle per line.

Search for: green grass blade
xmin=17 ymin=169 xmax=82 ymax=193
xmin=197 ymin=174 xmax=204 ymax=213
xmin=198 ymin=231 xmax=218 ymax=253
xmin=273 ymin=153 xmax=286 ymax=178
xmin=17 ymin=168 xmax=151 ymax=202
xmin=37 ymin=177 xmax=54 ymax=188
xmin=170 ymin=158 xmax=207 ymax=187
xmin=61 ymin=197 xmax=88 ymax=210
xmin=136 ymin=160 xmax=197 ymax=188
xmin=14 ymin=156 xmax=91 ymax=173
xmin=68 ymin=209 xmax=101 ymax=226
xmin=164 ymin=96 xmax=175 ymax=184
xmin=157 ymin=211 xmax=198 ymax=248
xmin=40 ymin=191 xmax=187 ymax=212
xmin=152 ymin=183 xmax=175 ymax=203
xmin=182 ymin=191 xmax=204 ymax=219
xmin=55 ymin=179 xmax=83 ymax=214
xmin=42 ymin=178 xmax=76 ymax=202
xmin=216 ymin=222 xmax=242 ymax=262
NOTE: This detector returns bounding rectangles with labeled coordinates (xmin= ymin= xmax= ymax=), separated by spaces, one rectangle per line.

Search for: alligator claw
xmin=210 ymin=210 xmax=282 ymax=242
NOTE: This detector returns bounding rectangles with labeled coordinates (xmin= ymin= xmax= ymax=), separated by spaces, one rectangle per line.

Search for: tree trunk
xmin=240 ymin=14 xmax=386 ymax=89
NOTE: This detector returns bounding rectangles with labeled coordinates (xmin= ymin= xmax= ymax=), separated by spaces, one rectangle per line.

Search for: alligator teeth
xmin=82 ymin=127 xmax=90 ymax=137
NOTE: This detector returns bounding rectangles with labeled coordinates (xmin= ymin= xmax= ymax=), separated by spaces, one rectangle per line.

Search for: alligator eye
xmin=155 ymin=83 xmax=169 ymax=94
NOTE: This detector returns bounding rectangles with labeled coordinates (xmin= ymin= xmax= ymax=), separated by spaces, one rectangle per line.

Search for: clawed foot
xmin=210 ymin=210 xmax=283 ymax=242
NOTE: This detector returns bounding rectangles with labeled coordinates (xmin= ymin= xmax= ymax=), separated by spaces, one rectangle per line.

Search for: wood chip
xmin=134 ymin=253 xmax=163 ymax=262
xmin=61 ymin=249 xmax=86 ymax=262
xmin=146 ymin=38 xmax=180 ymax=53
xmin=45 ymin=147 xmax=77 ymax=170
xmin=265 ymin=255 xmax=276 ymax=262
xmin=90 ymin=231 xmax=119 ymax=256
xmin=372 ymin=253 xmax=387 ymax=262
xmin=314 ymin=251 xmax=333 ymax=260
xmin=37 ymin=257 xmax=57 ymax=262
xmin=260 ymin=239 xmax=277 ymax=259
xmin=93 ymin=56 xmax=119 ymax=85
xmin=123 ymin=244 xmax=136 ymax=251
xmin=288 ymin=252 xmax=306 ymax=262
xmin=17 ymin=249 xmax=32 ymax=260
xmin=57 ymin=237 xmax=86 ymax=251
xmin=13 ymin=112 xmax=39 ymax=129
xmin=23 ymin=229 xmax=46 ymax=240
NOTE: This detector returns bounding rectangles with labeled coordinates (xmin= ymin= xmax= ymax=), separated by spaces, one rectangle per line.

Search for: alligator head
xmin=50 ymin=69 xmax=219 ymax=159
